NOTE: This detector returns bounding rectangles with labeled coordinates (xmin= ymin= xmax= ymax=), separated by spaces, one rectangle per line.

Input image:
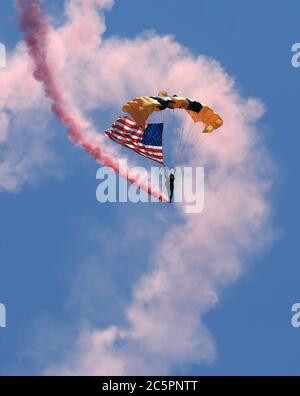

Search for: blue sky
xmin=0 ymin=0 xmax=300 ymax=375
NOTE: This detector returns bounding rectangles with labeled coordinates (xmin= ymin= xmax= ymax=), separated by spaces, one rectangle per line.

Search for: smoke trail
xmin=16 ymin=0 xmax=166 ymax=201
xmin=14 ymin=0 xmax=273 ymax=376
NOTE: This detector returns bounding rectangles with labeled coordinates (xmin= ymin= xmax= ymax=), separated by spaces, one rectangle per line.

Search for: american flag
xmin=105 ymin=116 xmax=164 ymax=164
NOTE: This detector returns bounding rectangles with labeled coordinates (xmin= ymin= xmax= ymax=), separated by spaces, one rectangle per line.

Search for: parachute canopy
xmin=122 ymin=91 xmax=223 ymax=133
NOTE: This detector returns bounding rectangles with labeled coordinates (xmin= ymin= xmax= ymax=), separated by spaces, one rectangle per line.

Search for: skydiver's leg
xmin=170 ymin=183 xmax=174 ymax=203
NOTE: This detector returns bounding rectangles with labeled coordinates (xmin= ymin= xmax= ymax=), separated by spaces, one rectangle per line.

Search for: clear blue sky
xmin=0 ymin=0 xmax=300 ymax=375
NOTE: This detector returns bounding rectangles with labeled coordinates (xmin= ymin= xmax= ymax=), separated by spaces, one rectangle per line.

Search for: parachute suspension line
xmin=179 ymin=126 xmax=191 ymax=165
xmin=170 ymin=109 xmax=182 ymax=167
xmin=178 ymin=121 xmax=196 ymax=165
xmin=160 ymin=109 xmax=164 ymax=124
xmin=188 ymin=126 xmax=203 ymax=162
xmin=188 ymin=122 xmax=201 ymax=149
xmin=174 ymin=124 xmax=184 ymax=166
xmin=161 ymin=109 xmax=168 ymax=168
xmin=164 ymin=108 xmax=176 ymax=167
xmin=166 ymin=107 xmax=173 ymax=126
xmin=170 ymin=109 xmax=176 ymax=150
xmin=192 ymin=131 xmax=206 ymax=159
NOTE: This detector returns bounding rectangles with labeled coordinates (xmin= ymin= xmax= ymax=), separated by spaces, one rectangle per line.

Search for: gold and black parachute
xmin=122 ymin=91 xmax=223 ymax=133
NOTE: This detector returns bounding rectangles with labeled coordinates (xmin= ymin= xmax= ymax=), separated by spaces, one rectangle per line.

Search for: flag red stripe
xmin=105 ymin=116 xmax=164 ymax=164
xmin=105 ymin=132 xmax=163 ymax=158
xmin=107 ymin=130 xmax=163 ymax=153
xmin=106 ymin=134 xmax=164 ymax=164
xmin=112 ymin=124 xmax=143 ymax=139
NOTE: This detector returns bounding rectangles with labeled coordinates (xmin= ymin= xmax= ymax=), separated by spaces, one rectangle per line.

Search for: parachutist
xmin=169 ymin=173 xmax=175 ymax=203
xmin=164 ymin=167 xmax=176 ymax=203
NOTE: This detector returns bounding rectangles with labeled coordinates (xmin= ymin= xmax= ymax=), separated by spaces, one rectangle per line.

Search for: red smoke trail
xmin=17 ymin=0 xmax=166 ymax=202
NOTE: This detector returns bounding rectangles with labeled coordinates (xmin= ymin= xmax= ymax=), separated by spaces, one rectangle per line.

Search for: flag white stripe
xmin=106 ymin=132 xmax=163 ymax=157
xmin=109 ymin=129 xmax=163 ymax=151
xmin=107 ymin=134 xmax=164 ymax=163
xmin=105 ymin=116 xmax=164 ymax=163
